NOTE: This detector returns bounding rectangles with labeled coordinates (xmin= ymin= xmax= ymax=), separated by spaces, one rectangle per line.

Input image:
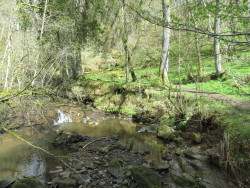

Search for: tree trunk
xmin=4 ymin=53 xmax=11 ymax=90
xmin=3 ymin=21 xmax=13 ymax=90
xmin=122 ymin=0 xmax=136 ymax=82
xmin=214 ymin=0 xmax=223 ymax=76
xmin=40 ymin=0 xmax=49 ymax=41
xmin=160 ymin=0 xmax=171 ymax=84
xmin=195 ymin=34 xmax=203 ymax=76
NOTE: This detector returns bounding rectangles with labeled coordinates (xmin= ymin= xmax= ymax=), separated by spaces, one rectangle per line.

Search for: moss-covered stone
xmin=130 ymin=166 xmax=162 ymax=188
xmin=157 ymin=125 xmax=176 ymax=140
xmin=52 ymin=132 xmax=84 ymax=145
xmin=52 ymin=133 xmax=70 ymax=145
xmin=12 ymin=177 xmax=42 ymax=188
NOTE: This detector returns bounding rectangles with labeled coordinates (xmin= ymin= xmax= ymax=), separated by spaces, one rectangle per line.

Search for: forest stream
xmin=0 ymin=102 xmax=235 ymax=188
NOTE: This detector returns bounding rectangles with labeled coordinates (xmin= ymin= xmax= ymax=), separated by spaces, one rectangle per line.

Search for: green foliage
xmin=17 ymin=8 xmax=33 ymax=29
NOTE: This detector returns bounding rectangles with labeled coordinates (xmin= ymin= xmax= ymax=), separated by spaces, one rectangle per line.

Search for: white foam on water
xmin=53 ymin=110 xmax=72 ymax=125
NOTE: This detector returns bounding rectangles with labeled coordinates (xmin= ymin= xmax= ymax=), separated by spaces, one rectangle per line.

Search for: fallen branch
xmin=82 ymin=137 xmax=106 ymax=149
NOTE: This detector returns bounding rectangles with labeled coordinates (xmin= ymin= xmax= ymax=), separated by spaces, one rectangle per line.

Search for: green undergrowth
xmin=70 ymin=79 xmax=178 ymax=118
xmin=184 ymin=76 xmax=250 ymax=102
xmin=85 ymin=65 xmax=249 ymax=101
xmin=84 ymin=48 xmax=249 ymax=102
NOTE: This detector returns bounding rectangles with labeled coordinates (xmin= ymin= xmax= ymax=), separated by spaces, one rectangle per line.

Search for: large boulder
xmin=169 ymin=147 xmax=231 ymax=188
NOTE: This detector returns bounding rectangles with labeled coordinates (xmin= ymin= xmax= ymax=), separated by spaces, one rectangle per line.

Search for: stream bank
xmin=0 ymin=81 xmax=248 ymax=187
xmin=65 ymin=79 xmax=249 ymax=186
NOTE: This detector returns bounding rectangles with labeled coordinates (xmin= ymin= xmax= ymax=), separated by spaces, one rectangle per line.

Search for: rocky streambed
xmin=0 ymin=102 xmax=236 ymax=188
xmin=44 ymin=132 xmax=234 ymax=188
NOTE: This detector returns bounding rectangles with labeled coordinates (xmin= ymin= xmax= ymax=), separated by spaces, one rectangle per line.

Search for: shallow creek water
xmin=0 ymin=129 xmax=68 ymax=183
xmin=0 ymin=104 xmax=165 ymax=183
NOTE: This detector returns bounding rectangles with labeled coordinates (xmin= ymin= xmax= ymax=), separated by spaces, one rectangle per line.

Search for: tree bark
xmin=122 ymin=0 xmax=136 ymax=82
xmin=40 ymin=0 xmax=49 ymax=41
xmin=195 ymin=34 xmax=203 ymax=76
xmin=160 ymin=0 xmax=171 ymax=84
xmin=214 ymin=0 xmax=223 ymax=76
xmin=3 ymin=20 xmax=13 ymax=90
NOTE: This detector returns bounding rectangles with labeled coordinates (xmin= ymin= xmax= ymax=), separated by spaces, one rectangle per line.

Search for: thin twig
xmin=82 ymin=137 xmax=105 ymax=149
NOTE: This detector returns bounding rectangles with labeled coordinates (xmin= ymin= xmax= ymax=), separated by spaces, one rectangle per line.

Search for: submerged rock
xmin=130 ymin=166 xmax=162 ymax=188
xmin=57 ymin=178 xmax=77 ymax=188
xmin=157 ymin=125 xmax=176 ymax=140
xmin=12 ymin=177 xmax=42 ymax=188
xmin=52 ymin=133 xmax=86 ymax=145
xmin=138 ymin=126 xmax=157 ymax=133
xmin=67 ymin=134 xmax=86 ymax=143
xmin=0 ymin=177 xmax=16 ymax=188
xmin=52 ymin=133 xmax=70 ymax=145
xmin=49 ymin=166 xmax=64 ymax=174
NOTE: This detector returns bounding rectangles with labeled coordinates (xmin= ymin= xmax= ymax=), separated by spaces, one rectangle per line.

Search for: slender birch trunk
xmin=4 ymin=53 xmax=11 ymax=90
xmin=40 ymin=0 xmax=49 ymax=41
xmin=160 ymin=0 xmax=171 ymax=84
xmin=214 ymin=0 xmax=223 ymax=76
xmin=31 ymin=0 xmax=49 ymax=86
xmin=3 ymin=20 xmax=13 ymax=90
xmin=122 ymin=0 xmax=136 ymax=82
xmin=195 ymin=34 xmax=203 ymax=76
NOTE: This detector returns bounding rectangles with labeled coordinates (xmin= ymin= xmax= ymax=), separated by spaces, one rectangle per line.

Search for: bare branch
xmin=125 ymin=4 xmax=250 ymax=44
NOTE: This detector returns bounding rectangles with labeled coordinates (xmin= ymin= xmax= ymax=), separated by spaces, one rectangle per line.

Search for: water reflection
xmin=56 ymin=119 xmax=165 ymax=163
xmin=0 ymin=131 xmax=68 ymax=183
